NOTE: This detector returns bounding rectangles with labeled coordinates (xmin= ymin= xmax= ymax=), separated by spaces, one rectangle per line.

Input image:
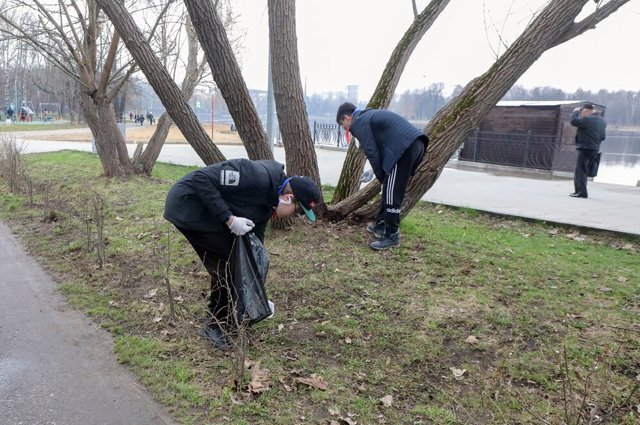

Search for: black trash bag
xmin=231 ymin=233 xmax=271 ymax=326
xmin=587 ymin=152 xmax=602 ymax=178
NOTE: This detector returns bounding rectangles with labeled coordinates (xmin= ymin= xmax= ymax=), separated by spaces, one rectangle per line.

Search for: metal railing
xmin=312 ymin=122 xmax=349 ymax=148
xmin=460 ymin=129 xmax=560 ymax=169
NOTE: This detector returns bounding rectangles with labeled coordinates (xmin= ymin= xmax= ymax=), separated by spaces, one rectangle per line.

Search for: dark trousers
xmin=176 ymin=227 xmax=236 ymax=325
xmin=574 ymin=149 xmax=598 ymax=197
xmin=375 ymin=139 xmax=426 ymax=234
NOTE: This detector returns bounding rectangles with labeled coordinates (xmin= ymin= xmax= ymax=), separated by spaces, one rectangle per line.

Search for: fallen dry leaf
xmin=464 ymin=335 xmax=479 ymax=344
xmin=246 ymin=362 xmax=272 ymax=394
xmin=566 ymin=233 xmax=586 ymax=242
xmin=379 ymin=395 xmax=393 ymax=407
xmin=618 ymin=276 xmax=628 ymax=283
xmin=144 ymin=288 xmax=158 ymax=299
xmin=295 ymin=373 xmax=327 ymax=390
xmin=450 ymin=367 xmax=467 ymax=380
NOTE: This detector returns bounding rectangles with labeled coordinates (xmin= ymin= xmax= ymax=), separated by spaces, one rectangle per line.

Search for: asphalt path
xmin=0 ymin=222 xmax=177 ymax=425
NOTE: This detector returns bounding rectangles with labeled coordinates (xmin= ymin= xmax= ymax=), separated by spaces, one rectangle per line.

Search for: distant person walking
xmin=6 ymin=106 xmax=14 ymax=123
xmin=336 ymin=102 xmax=428 ymax=250
xmin=569 ymin=103 xmax=606 ymax=199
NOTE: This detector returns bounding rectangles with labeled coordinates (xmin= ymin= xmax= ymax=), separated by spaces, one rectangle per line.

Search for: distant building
xmin=459 ymin=100 xmax=606 ymax=172
xmin=347 ymin=85 xmax=358 ymax=102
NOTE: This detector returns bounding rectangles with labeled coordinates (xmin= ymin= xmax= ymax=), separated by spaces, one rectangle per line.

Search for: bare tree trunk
xmin=268 ymin=0 xmax=320 ymax=183
xmin=332 ymin=0 xmax=450 ymax=204
xmin=96 ymin=0 xmax=226 ymax=166
xmin=332 ymin=0 xmax=629 ymax=221
xmin=134 ymin=112 xmax=172 ymax=174
xmin=81 ymin=91 xmax=134 ymax=176
xmin=267 ymin=0 xmax=322 ymax=225
xmin=184 ymin=0 xmax=273 ymax=161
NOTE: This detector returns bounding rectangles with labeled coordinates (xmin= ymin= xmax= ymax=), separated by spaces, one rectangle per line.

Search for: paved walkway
xmin=426 ymin=165 xmax=640 ymax=236
xmin=0 ymin=222 xmax=177 ymax=425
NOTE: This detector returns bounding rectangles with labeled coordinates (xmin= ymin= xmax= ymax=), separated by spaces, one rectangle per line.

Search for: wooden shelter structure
xmin=459 ymin=100 xmax=606 ymax=172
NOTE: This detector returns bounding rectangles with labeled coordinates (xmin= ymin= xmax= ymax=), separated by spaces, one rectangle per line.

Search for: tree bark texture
xmin=332 ymin=0 xmax=629 ymax=221
xmin=134 ymin=112 xmax=172 ymax=174
xmin=184 ymin=0 xmax=273 ymax=161
xmin=96 ymin=0 xmax=226 ymax=166
xmin=331 ymin=0 xmax=450 ymax=204
xmin=268 ymin=0 xmax=321 ymax=185
xmin=81 ymin=91 xmax=133 ymax=177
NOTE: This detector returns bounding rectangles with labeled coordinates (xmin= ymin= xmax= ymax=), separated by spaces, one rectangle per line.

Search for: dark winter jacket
xmin=164 ymin=159 xmax=286 ymax=240
xmin=349 ymin=109 xmax=428 ymax=181
xmin=570 ymin=111 xmax=606 ymax=151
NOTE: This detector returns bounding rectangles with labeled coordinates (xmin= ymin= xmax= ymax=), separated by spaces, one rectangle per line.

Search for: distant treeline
xmin=305 ymin=84 xmax=640 ymax=127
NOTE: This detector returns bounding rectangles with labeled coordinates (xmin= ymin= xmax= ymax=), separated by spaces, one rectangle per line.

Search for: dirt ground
xmin=26 ymin=122 xmax=243 ymax=145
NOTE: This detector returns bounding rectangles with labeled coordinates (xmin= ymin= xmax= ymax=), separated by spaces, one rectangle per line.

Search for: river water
xmin=595 ymin=132 xmax=640 ymax=186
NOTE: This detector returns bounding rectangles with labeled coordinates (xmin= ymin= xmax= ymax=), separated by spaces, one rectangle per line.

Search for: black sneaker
xmin=366 ymin=222 xmax=386 ymax=239
xmin=198 ymin=324 xmax=231 ymax=350
xmin=370 ymin=231 xmax=400 ymax=250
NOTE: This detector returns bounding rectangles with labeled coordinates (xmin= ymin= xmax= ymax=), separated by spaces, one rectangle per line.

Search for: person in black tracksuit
xmin=164 ymin=158 xmax=321 ymax=349
xmin=569 ymin=103 xmax=606 ymax=199
xmin=336 ymin=102 xmax=429 ymax=250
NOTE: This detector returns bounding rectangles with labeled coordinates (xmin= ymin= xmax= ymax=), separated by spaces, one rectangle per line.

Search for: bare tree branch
xmin=98 ymin=29 xmax=119 ymax=96
xmin=551 ymin=0 xmax=629 ymax=48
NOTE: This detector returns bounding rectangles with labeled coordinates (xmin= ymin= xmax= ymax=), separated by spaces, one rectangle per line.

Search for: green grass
xmin=1 ymin=150 xmax=638 ymax=424
xmin=0 ymin=122 xmax=82 ymax=132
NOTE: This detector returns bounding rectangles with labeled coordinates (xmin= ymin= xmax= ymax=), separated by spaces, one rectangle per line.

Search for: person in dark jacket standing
xmin=569 ymin=103 xmax=606 ymax=198
xmin=164 ymin=158 xmax=321 ymax=349
xmin=336 ymin=102 xmax=429 ymax=250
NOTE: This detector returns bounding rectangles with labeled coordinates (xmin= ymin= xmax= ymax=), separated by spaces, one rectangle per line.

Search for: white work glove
xmin=227 ymin=216 xmax=255 ymax=236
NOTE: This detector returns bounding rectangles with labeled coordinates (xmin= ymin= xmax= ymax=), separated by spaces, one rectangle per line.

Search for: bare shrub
xmin=163 ymin=228 xmax=176 ymax=319
xmin=200 ymin=251 xmax=252 ymax=392
xmin=80 ymin=189 xmax=108 ymax=267
xmin=514 ymin=344 xmax=639 ymax=424
xmin=23 ymin=172 xmax=34 ymax=204
xmin=0 ymin=134 xmax=26 ymax=193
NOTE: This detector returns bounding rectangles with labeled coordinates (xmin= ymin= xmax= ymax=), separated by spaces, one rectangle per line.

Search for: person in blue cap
xmin=164 ymin=158 xmax=321 ymax=349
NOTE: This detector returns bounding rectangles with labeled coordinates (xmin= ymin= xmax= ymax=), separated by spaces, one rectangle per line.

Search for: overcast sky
xmin=231 ymin=0 xmax=640 ymax=101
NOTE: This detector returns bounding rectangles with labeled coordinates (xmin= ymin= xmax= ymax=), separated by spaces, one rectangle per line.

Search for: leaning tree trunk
xmin=332 ymin=0 xmax=451 ymax=204
xmin=332 ymin=0 xmax=629 ymax=221
xmin=134 ymin=16 xmax=204 ymax=175
xmin=96 ymin=0 xmax=226 ymax=166
xmin=81 ymin=91 xmax=134 ymax=177
xmin=184 ymin=0 xmax=273 ymax=161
